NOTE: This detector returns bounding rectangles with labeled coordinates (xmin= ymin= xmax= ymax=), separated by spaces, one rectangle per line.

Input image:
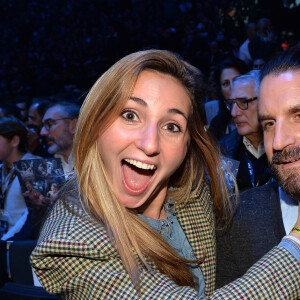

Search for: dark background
xmin=1 ymin=0 xmax=299 ymax=101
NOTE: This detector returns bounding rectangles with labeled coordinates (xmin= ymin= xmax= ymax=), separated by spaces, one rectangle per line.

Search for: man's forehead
xmin=43 ymin=106 xmax=64 ymax=120
xmin=29 ymin=104 xmax=39 ymax=114
xmin=231 ymin=80 xmax=255 ymax=96
xmin=259 ymin=71 xmax=300 ymax=117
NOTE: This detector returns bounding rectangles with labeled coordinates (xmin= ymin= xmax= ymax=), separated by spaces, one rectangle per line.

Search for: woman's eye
xmin=121 ymin=110 xmax=138 ymax=122
xmin=163 ymin=123 xmax=181 ymax=133
xmin=222 ymin=81 xmax=229 ymax=88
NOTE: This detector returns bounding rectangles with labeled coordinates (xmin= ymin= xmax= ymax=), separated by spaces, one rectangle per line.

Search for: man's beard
xmin=270 ymin=147 xmax=300 ymax=200
xmin=46 ymin=129 xmax=73 ymax=157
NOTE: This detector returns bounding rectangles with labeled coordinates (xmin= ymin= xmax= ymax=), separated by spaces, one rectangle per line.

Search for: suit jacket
xmin=216 ymin=182 xmax=287 ymax=288
xmin=220 ymin=129 xmax=271 ymax=191
xmin=31 ymin=181 xmax=300 ymax=299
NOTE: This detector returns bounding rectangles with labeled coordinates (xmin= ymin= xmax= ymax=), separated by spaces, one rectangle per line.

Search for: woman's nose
xmin=135 ymin=123 xmax=160 ymax=156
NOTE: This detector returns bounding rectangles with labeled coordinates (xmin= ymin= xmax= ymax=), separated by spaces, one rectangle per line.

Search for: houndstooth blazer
xmin=31 ymin=182 xmax=300 ymax=299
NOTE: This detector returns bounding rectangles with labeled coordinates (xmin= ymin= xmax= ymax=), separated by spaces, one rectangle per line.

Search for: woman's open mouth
xmin=121 ymin=159 xmax=156 ymax=195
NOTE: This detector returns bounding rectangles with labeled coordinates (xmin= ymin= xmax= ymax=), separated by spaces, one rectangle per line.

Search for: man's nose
xmin=231 ymin=102 xmax=241 ymax=117
xmin=272 ymin=120 xmax=295 ymax=151
xmin=135 ymin=123 xmax=160 ymax=156
xmin=40 ymin=126 xmax=48 ymax=136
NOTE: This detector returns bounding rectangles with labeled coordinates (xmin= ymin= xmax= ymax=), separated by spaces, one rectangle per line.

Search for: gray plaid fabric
xmin=31 ymin=181 xmax=300 ymax=299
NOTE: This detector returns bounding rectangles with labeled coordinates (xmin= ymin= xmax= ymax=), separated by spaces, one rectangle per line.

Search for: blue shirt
xmin=279 ymin=238 xmax=300 ymax=262
xmin=139 ymin=202 xmax=205 ymax=297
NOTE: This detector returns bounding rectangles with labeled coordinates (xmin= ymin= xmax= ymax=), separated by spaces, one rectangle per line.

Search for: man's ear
xmin=10 ymin=135 xmax=20 ymax=148
xmin=69 ymin=119 xmax=78 ymax=136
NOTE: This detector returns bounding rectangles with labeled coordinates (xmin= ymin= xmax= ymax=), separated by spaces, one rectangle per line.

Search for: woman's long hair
xmin=73 ymin=50 xmax=233 ymax=288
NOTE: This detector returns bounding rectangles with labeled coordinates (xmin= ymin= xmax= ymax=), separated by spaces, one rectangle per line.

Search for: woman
xmin=31 ymin=50 xmax=299 ymax=299
xmin=207 ymin=57 xmax=249 ymax=140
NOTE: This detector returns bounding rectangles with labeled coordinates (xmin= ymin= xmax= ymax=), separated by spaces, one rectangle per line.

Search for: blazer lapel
xmin=176 ymin=181 xmax=216 ymax=296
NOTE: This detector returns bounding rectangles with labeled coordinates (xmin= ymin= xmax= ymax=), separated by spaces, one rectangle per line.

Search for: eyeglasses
xmin=42 ymin=118 xmax=73 ymax=131
xmin=225 ymin=97 xmax=258 ymax=111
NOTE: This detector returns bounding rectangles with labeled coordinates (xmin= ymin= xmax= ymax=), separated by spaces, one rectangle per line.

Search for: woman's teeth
xmin=124 ymin=159 xmax=156 ymax=170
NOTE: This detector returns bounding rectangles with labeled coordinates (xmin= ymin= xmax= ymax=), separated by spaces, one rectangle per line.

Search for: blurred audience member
xmin=253 ymin=58 xmax=266 ymax=70
xmin=239 ymin=22 xmax=257 ymax=65
xmin=229 ymin=38 xmax=241 ymax=59
xmin=208 ymin=57 xmax=249 ymax=140
xmin=0 ymin=117 xmax=40 ymax=241
xmin=248 ymin=18 xmax=278 ymax=61
xmin=208 ymin=40 xmax=225 ymax=71
xmin=26 ymin=99 xmax=51 ymax=157
xmin=15 ymin=96 xmax=32 ymax=122
xmin=220 ymin=70 xmax=271 ymax=191
xmin=40 ymin=102 xmax=80 ymax=174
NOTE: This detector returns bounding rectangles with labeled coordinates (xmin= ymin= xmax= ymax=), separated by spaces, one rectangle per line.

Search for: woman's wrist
xmin=284 ymin=234 xmax=300 ymax=247
xmin=291 ymin=226 xmax=300 ymax=234
xmin=286 ymin=226 xmax=300 ymax=247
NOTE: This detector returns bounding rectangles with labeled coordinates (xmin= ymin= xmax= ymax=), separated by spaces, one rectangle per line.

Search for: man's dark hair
xmin=0 ymin=117 xmax=28 ymax=152
xmin=15 ymin=95 xmax=32 ymax=107
xmin=260 ymin=45 xmax=300 ymax=83
xmin=31 ymin=98 xmax=51 ymax=117
xmin=47 ymin=102 xmax=80 ymax=119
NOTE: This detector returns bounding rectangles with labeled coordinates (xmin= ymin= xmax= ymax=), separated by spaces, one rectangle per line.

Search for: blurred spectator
xmin=239 ymin=22 xmax=257 ymax=65
xmin=26 ymin=99 xmax=51 ymax=157
xmin=229 ymin=38 xmax=241 ymax=59
xmin=40 ymin=102 xmax=80 ymax=173
xmin=27 ymin=99 xmax=51 ymax=133
xmin=0 ymin=117 xmax=40 ymax=241
xmin=248 ymin=18 xmax=278 ymax=61
xmin=252 ymin=58 xmax=266 ymax=70
xmin=15 ymin=96 xmax=32 ymax=122
xmin=208 ymin=57 xmax=249 ymax=140
xmin=220 ymin=70 xmax=271 ymax=191
xmin=208 ymin=40 xmax=225 ymax=71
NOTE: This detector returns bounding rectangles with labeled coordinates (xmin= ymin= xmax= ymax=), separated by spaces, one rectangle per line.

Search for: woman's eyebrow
xmin=129 ymin=96 xmax=188 ymax=120
xmin=168 ymin=108 xmax=188 ymax=120
xmin=129 ymin=96 xmax=147 ymax=106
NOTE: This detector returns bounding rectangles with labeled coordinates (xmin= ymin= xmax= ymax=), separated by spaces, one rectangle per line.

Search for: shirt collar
xmin=243 ymin=136 xmax=265 ymax=159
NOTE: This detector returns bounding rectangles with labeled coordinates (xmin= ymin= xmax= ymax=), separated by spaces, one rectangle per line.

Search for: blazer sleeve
xmin=32 ymin=238 xmax=299 ymax=299
xmin=212 ymin=246 xmax=300 ymax=299
xmin=31 ymin=197 xmax=299 ymax=299
xmin=31 ymin=237 xmax=200 ymax=300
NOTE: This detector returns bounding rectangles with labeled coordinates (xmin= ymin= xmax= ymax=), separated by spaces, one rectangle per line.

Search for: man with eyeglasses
xmin=220 ymin=70 xmax=271 ymax=191
xmin=40 ymin=102 xmax=80 ymax=175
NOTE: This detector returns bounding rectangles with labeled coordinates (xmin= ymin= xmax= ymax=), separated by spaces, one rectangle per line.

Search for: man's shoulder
xmin=233 ymin=181 xmax=281 ymax=224
xmin=21 ymin=153 xmax=42 ymax=160
xmin=220 ymin=129 xmax=243 ymax=158
xmin=239 ymin=181 xmax=278 ymax=202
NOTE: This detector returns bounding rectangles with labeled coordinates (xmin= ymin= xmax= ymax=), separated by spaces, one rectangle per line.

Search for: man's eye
xmin=222 ymin=81 xmax=229 ymax=87
xmin=163 ymin=123 xmax=181 ymax=133
xmin=262 ymin=121 xmax=274 ymax=131
xmin=121 ymin=110 xmax=138 ymax=122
